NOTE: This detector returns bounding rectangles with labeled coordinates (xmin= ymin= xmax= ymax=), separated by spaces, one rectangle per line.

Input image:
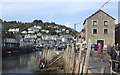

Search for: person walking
xmin=98 ymin=43 xmax=102 ymax=53
xmin=111 ymin=44 xmax=117 ymax=70
xmin=97 ymin=43 xmax=103 ymax=62
xmin=107 ymin=44 xmax=112 ymax=57
xmin=116 ymin=43 xmax=120 ymax=71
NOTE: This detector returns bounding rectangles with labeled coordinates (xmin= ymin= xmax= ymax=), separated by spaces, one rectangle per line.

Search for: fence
xmin=63 ymin=39 xmax=114 ymax=75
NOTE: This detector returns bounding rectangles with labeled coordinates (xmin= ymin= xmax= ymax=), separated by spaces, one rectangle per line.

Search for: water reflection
xmin=2 ymin=51 xmax=42 ymax=73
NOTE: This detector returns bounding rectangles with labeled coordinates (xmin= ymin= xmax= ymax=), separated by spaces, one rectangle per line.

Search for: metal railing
xmin=109 ymin=59 xmax=120 ymax=75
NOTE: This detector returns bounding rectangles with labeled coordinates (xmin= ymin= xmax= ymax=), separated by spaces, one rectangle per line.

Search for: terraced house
xmin=83 ymin=10 xmax=115 ymax=48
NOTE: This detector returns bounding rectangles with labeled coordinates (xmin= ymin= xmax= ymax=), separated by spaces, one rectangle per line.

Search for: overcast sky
xmin=0 ymin=0 xmax=119 ymax=31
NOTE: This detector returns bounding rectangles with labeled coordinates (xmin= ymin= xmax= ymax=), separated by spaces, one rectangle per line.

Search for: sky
xmin=0 ymin=0 xmax=119 ymax=31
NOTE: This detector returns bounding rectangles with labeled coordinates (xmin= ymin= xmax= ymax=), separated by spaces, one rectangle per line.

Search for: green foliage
xmin=33 ymin=19 xmax=43 ymax=24
xmin=2 ymin=19 xmax=78 ymax=36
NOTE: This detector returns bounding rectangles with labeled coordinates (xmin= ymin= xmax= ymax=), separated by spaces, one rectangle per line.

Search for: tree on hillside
xmin=51 ymin=22 xmax=56 ymax=25
xmin=2 ymin=19 xmax=78 ymax=36
xmin=9 ymin=21 xmax=17 ymax=24
xmin=33 ymin=19 xmax=43 ymax=24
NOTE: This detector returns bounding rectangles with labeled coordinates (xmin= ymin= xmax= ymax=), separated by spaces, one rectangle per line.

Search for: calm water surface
xmin=2 ymin=51 xmax=42 ymax=73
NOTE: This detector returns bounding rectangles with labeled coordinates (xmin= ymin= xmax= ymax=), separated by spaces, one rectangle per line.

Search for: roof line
xmin=83 ymin=10 xmax=115 ymax=25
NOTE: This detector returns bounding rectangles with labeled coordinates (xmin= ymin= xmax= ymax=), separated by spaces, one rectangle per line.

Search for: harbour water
xmin=2 ymin=51 xmax=42 ymax=74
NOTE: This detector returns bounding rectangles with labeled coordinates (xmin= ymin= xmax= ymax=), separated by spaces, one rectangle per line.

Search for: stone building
xmin=76 ymin=29 xmax=85 ymax=43
xmin=115 ymin=23 xmax=120 ymax=45
xmin=83 ymin=10 xmax=115 ymax=47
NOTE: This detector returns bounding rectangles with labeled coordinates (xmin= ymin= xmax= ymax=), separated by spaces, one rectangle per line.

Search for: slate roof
xmin=83 ymin=10 xmax=115 ymax=25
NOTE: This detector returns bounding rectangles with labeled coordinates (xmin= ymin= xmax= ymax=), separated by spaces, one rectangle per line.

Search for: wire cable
xmin=74 ymin=0 xmax=111 ymax=30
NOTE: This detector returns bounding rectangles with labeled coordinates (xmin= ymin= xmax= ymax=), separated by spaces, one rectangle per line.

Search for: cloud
xmin=2 ymin=2 xmax=117 ymax=17
xmin=1 ymin=1 xmax=118 ymax=31
xmin=63 ymin=22 xmax=73 ymax=28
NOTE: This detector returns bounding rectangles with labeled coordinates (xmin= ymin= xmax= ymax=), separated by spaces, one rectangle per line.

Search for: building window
xmin=104 ymin=21 xmax=108 ymax=26
xmin=93 ymin=29 xmax=97 ymax=34
xmin=93 ymin=21 xmax=97 ymax=26
xmin=104 ymin=29 xmax=108 ymax=34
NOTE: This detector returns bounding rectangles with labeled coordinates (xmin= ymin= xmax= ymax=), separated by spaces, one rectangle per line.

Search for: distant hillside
xmin=2 ymin=19 xmax=78 ymax=36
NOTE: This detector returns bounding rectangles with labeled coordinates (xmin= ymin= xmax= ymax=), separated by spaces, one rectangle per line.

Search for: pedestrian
xmin=97 ymin=43 xmax=103 ymax=62
xmin=116 ymin=43 xmax=120 ymax=58
xmin=116 ymin=43 xmax=120 ymax=71
xmin=98 ymin=43 xmax=102 ymax=53
xmin=111 ymin=43 xmax=117 ymax=70
xmin=116 ymin=43 xmax=119 ymax=51
xmin=107 ymin=44 xmax=112 ymax=57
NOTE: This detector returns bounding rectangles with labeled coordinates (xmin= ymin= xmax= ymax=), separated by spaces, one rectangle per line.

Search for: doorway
xmin=97 ymin=40 xmax=104 ymax=49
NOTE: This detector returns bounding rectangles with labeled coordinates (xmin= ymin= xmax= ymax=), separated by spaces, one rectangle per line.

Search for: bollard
xmin=101 ymin=67 xmax=106 ymax=75
xmin=110 ymin=60 xmax=112 ymax=75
